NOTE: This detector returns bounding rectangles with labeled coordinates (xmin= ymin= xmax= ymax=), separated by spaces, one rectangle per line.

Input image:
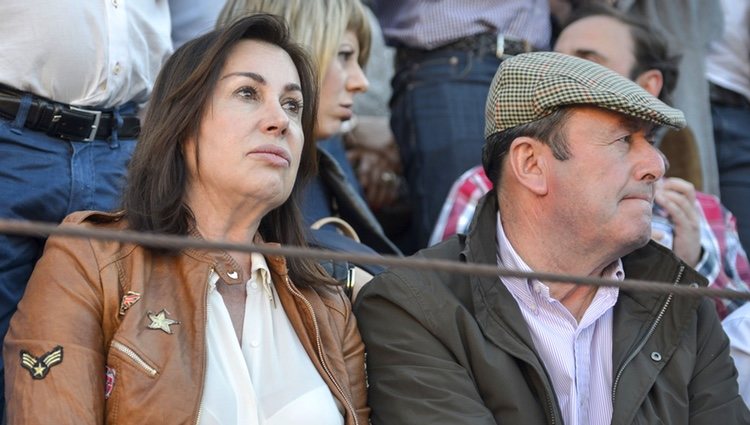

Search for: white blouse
xmin=198 ymin=252 xmax=344 ymax=425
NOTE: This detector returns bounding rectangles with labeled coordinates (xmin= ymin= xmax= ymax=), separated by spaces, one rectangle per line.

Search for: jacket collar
xmin=316 ymin=146 xmax=402 ymax=256
xmin=463 ymin=192 xmax=551 ymax=367
xmin=463 ymin=191 xmax=561 ymax=421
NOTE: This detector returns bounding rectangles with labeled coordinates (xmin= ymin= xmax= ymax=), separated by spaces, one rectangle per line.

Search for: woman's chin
xmin=313 ymin=121 xmax=342 ymax=141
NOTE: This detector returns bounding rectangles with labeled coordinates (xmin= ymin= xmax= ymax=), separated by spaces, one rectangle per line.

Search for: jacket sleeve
xmin=722 ymin=304 xmax=750 ymax=405
xmin=3 ymin=232 xmax=107 ymax=424
xmin=354 ymin=272 xmax=497 ymax=425
xmin=688 ymin=297 xmax=750 ymax=423
xmin=339 ymin=293 xmax=371 ymax=424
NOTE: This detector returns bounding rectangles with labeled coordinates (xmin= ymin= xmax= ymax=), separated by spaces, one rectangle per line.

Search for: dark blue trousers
xmin=713 ymin=102 xmax=750 ymax=253
xmin=390 ymin=49 xmax=501 ymax=253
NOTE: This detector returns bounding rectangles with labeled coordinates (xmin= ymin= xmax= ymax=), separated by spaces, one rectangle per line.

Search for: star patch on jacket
xmin=20 ymin=345 xmax=64 ymax=380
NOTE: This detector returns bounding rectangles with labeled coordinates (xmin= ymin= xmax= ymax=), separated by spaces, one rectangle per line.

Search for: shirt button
xmin=534 ymin=284 xmax=542 ymax=294
xmin=112 ymin=0 xmax=119 ymax=7
xmin=250 ymin=281 xmax=258 ymax=290
xmin=112 ymin=62 xmax=122 ymax=75
xmin=250 ymin=340 xmax=260 ymax=348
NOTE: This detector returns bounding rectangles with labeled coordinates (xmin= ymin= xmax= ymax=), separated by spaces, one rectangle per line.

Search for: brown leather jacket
xmin=3 ymin=211 xmax=369 ymax=424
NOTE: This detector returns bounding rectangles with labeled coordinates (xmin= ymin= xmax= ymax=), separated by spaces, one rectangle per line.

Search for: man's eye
xmin=617 ymin=135 xmax=633 ymax=144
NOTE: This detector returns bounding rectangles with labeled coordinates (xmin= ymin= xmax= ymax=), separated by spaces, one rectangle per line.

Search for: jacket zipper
xmin=544 ymin=383 xmax=557 ymax=425
xmin=285 ymin=276 xmax=360 ymax=425
xmin=611 ymin=264 xmax=685 ymax=403
xmin=545 ymin=386 xmax=557 ymax=425
xmin=194 ymin=267 xmax=213 ymax=425
xmin=110 ymin=340 xmax=158 ymax=377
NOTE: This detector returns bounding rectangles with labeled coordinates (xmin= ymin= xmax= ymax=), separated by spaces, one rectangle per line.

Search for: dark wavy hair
xmin=122 ymin=14 xmax=334 ymax=287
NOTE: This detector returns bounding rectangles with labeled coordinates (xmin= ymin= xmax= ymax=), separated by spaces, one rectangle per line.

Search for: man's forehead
xmin=554 ymin=15 xmax=635 ymax=67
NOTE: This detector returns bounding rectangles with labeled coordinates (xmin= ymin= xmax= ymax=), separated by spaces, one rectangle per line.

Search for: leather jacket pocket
xmin=110 ymin=340 xmax=158 ymax=377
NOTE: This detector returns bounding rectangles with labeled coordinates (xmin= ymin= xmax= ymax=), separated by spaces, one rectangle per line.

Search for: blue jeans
xmin=0 ymin=99 xmax=137 ymax=415
xmin=713 ymin=102 xmax=750 ymax=253
xmin=391 ymin=49 xmax=501 ymax=254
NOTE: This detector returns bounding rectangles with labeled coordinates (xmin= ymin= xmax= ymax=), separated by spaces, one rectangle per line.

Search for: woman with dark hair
xmin=3 ymin=14 xmax=368 ymax=425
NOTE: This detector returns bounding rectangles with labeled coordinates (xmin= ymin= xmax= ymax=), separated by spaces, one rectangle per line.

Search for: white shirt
xmin=0 ymin=0 xmax=172 ymax=108
xmin=496 ymin=213 xmax=622 ymax=425
xmin=198 ymin=252 xmax=344 ymax=425
xmin=706 ymin=0 xmax=750 ymax=101
xmin=723 ymin=302 xmax=750 ymax=407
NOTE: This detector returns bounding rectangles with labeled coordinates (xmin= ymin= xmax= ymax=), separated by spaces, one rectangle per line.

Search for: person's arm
xmin=688 ymin=298 xmax=750 ymax=422
xmin=339 ymin=292 xmax=370 ymax=424
xmin=344 ymin=115 xmax=402 ymax=211
xmin=354 ymin=272 xmax=496 ymax=425
xmin=3 ymin=230 xmax=107 ymax=424
xmin=695 ymin=192 xmax=750 ymax=318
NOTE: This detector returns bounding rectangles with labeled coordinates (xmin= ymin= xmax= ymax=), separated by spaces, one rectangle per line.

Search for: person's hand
xmin=344 ymin=115 xmax=403 ymax=211
xmin=653 ymin=177 xmax=701 ymax=267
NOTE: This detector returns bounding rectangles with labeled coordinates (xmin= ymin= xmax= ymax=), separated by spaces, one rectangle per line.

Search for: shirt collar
xmin=207 ymin=251 xmax=276 ymax=307
xmin=250 ymin=251 xmax=275 ymax=304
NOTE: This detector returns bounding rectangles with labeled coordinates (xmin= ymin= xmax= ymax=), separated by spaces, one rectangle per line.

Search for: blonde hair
xmin=218 ymin=0 xmax=371 ymax=82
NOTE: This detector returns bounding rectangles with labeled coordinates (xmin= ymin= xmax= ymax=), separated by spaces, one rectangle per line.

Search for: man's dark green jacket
xmin=354 ymin=192 xmax=750 ymax=425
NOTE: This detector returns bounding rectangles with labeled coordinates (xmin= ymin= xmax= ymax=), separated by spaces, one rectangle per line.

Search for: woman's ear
xmin=506 ymin=136 xmax=549 ymax=195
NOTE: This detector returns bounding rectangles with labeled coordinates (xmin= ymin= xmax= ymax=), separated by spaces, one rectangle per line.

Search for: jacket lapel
xmin=611 ymin=242 xmax=705 ymax=424
xmin=465 ymin=192 xmax=561 ymax=420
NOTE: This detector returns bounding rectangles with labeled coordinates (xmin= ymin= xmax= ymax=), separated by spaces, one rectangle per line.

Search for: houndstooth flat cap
xmin=484 ymin=51 xmax=687 ymax=138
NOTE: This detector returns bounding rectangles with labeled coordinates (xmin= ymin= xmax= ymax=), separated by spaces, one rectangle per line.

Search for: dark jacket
xmin=305 ymin=145 xmax=401 ymax=258
xmin=354 ymin=192 xmax=750 ymax=425
xmin=303 ymin=145 xmax=401 ymax=284
xmin=4 ymin=211 xmax=369 ymax=425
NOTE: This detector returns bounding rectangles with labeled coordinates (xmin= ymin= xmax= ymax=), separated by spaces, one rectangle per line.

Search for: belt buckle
xmin=69 ymin=106 xmax=102 ymax=142
xmin=495 ymin=34 xmax=505 ymax=58
xmin=495 ymin=35 xmax=530 ymax=59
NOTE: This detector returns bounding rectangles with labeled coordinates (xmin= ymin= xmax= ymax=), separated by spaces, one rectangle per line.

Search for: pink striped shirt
xmin=496 ymin=213 xmax=622 ymax=425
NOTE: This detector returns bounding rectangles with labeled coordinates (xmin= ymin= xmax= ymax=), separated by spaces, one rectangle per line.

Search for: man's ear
xmin=506 ymin=136 xmax=548 ymax=195
xmin=635 ymin=69 xmax=664 ymax=98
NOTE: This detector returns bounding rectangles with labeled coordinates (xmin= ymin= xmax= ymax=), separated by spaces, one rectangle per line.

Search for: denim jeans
xmin=712 ymin=102 xmax=750 ymax=253
xmin=391 ymin=49 xmax=501 ymax=253
xmin=0 ymin=99 xmax=137 ymax=415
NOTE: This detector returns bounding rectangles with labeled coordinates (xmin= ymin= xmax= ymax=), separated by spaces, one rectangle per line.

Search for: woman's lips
xmin=247 ymin=145 xmax=291 ymax=167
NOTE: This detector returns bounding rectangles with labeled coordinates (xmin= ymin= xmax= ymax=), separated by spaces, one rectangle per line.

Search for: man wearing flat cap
xmin=354 ymin=52 xmax=750 ymax=424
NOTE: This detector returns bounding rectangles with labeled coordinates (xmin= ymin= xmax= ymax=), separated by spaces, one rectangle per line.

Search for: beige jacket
xmin=3 ymin=211 xmax=369 ymax=424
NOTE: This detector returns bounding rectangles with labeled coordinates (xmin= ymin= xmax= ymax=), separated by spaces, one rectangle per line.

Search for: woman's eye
xmin=283 ymin=98 xmax=303 ymax=115
xmin=338 ymin=50 xmax=355 ymax=61
xmin=235 ymin=86 xmax=258 ymax=100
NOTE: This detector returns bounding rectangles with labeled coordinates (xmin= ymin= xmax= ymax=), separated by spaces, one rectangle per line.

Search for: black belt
xmin=397 ymin=33 xmax=534 ymax=65
xmin=0 ymin=84 xmax=140 ymax=141
xmin=709 ymin=82 xmax=750 ymax=109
